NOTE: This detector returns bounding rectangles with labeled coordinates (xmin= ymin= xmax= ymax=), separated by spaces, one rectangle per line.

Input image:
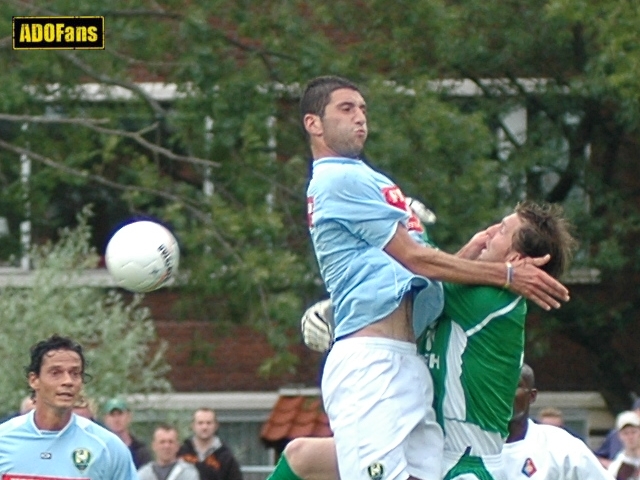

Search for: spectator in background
xmin=0 ymin=395 xmax=36 ymax=423
xmin=73 ymin=394 xmax=99 ymax=422
xmin=608 ymin=411 xmax=640 ymax=480
xmin=597 ymin=399 xmax=640 ymax=469
xmin=19 ymin=395 xmax=36 ymax=415
xmin=178 ymin=407 xmax=244 ymax=480
xmin=538 ymin=407 xmax=565 ymax=427
xmin=138 ymin=424 xmax=199 ymax=480
xmin=537 ymin=406 xmax=585 ymax=441
xmin=103 ymin=397 xmax=152 ymax=469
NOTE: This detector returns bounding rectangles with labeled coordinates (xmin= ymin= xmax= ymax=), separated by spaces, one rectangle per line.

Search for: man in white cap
xmin=607 ymin=411 xmax=640 ymax=480
xmin=596 ymin=399 xmax=640 ymax=468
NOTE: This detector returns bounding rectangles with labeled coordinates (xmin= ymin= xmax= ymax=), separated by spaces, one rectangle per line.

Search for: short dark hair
xmin=521 ymin=363 xmax=535 ymax=389
xmin=154 ymin=422 xmax=178 ymax=437
xmin=26 ymin=334 xmax=86 ymax=379
xmin=300 ymin=75 xmax=361 ymax=123
xmin=513 ymin=201 xmax=578 ymax=278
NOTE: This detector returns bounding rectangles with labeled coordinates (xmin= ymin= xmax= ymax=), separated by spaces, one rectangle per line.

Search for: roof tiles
xmin=261 ymin=395 xmax=332 ymax=444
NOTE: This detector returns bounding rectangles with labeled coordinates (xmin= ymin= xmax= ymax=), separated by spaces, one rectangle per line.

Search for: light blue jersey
xmin=0 ymin=411 xmax=138 ymax=480
xmin=307 ymin=157 xmax=444 ymax=339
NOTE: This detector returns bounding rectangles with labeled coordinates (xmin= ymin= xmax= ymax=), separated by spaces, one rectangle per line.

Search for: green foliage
xmin=0 ymin=209 xmax=170 ymax=417
xmin=1 ymin=0 xmax=640 ymax=403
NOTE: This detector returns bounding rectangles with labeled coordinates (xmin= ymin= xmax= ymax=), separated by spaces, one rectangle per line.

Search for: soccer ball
xmin=105 ymin=221 xmax=180 ymax=293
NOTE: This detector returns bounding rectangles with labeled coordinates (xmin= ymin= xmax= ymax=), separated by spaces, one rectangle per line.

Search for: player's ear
xmin=507 ymin=251 xmax=523 ymax=263
xmin=28 ymin=372 xmax=39 ymax=391
xmin=303 ymin=113 xmax=323 ymax=136
xmin=530 ymin=388 xmax=538 ymax=404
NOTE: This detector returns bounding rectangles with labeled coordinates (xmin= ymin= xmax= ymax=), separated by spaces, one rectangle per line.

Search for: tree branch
xmin=0 ymin=113 xmax=220 ymax=169
xmin=57 ymin=52 xmax=168 ymax=119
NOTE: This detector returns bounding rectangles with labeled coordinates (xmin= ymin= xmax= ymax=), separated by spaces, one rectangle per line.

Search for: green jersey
xmin=418 ymin=282 xmax=526 ymax=456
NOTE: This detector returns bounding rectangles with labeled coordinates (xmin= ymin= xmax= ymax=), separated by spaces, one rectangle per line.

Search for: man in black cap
xmin=103 ymin=396 xmax=152 ymax=469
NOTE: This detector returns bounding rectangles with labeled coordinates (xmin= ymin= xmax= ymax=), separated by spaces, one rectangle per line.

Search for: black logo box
xmin=13 ymin=16 xmax=104 ymax=50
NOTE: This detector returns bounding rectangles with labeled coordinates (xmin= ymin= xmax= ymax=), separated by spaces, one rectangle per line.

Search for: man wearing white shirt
xmin=502 ymin=364 xmax=613 ymax=480
xmin=607 ymin=411 xmax=640 ymax=480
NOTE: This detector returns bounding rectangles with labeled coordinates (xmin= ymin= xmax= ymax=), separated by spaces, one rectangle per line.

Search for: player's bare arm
xmin=385 ymin=224 xmax=570 ymax=310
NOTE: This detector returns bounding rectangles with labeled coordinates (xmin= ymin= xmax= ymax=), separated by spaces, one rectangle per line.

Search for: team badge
xmin=381 ymin=186 xmax=423 ymax=233
xmin=367 ymin=461 xmax=385 ymax=480
xmin=72 ymin=448 xmax=92 ymax=471
xmin=521 ymin=458 xmax=537 ymax=477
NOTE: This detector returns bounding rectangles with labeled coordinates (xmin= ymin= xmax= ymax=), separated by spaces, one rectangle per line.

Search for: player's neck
xmin=506 ymin=417 xmax=529 ymax=443
xmin=33 ymin=407 xmax=73 ymax=431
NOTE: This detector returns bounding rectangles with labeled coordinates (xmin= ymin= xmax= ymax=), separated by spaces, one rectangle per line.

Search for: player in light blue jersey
xmin=302 ymin=75 xmax=570 ymax=480
xmin=0 ymin=334 xmax=138 ymax=480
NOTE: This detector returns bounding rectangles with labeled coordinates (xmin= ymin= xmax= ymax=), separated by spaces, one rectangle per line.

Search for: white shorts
xmin=322 ymin=337 xmax=443 ymax=480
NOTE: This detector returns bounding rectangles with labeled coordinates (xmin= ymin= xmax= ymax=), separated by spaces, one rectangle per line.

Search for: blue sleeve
xmin=310 ymin=165 xmax=409 ymax=248
xmin=109 ymin=437 xmax=139 ymax=479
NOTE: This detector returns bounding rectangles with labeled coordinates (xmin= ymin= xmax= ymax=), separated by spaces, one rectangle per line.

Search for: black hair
xmin=300 ymin=75 xmax=361 ymax=125
xmin=25 ymin=334 xmax=89 ymax=399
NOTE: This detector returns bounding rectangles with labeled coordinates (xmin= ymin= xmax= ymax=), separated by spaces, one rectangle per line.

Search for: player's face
xmin=477 ymin=213 xmax=523 ymax=263
xmin=152 ymin=428 xmax=180 ymax=465
xmin=511 ymin=377 xmax=536 ymax=421
xmin=315 ymin=88 xmax=367 ymax=158
xmin=192 ymin=410 xmax=218 ymax=441
xmin=29 ymin=349 xmax=83 ymax=413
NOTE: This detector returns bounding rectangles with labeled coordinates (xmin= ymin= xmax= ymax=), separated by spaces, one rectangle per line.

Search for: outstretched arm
xmin=385 ymin=224 xmax=569 ymax=310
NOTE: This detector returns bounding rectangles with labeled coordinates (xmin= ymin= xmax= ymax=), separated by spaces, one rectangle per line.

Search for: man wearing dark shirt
xmin=178 ymin=407 xmax=243 ymax=480
xmin=103 ymin=397 xmax=152 ymax=469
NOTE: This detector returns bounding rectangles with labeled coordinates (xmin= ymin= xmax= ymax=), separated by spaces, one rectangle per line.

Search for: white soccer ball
xmin=105 ymin=221 xmax=180 ymax=293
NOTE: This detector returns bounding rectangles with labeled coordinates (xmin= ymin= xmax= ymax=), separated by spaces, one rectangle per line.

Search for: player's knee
xmin=283 ymin=438 xmax=308 ymax=472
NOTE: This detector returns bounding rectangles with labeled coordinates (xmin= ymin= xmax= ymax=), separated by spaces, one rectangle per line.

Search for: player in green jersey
xmin=271 ymin=201 xmax=576 ymax=480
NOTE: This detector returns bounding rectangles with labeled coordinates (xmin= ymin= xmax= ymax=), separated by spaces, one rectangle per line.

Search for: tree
xmin=0 ymin=208 xmax=170 ymax=417
xmin=1 ymin=0 xmax=640 ymax=409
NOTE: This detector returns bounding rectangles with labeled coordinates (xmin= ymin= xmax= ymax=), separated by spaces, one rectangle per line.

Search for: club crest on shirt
xmin=72 ymin=448 xmax=92 ymax=471
xmin=367 ymin=461 xmax=385 ymax=480
xmin=381 ymin=186 xmax=423 ymax=233
xmin=521 ymin=458 xmax=537 ymax=477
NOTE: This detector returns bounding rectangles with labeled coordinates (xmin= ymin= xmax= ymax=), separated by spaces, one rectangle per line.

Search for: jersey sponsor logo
xmin=307 ymin=196 xmax=315 ymax=228
xmin=419 ymin=328 xmax=441 ymax=369
xmin=71 ymin=448 xmax=91 ymax=471
xmin=2 ymin=475 xmax=89 ymax=480
xmin=381 ymin=186 xmax=423 ymax=233
xmin=39 ymin=452 xmax=52 ymax=459
xmin=521 ymin=458 xmax=537 ymax=477
xmin=367 ymin=461 xmax=385 ymax=480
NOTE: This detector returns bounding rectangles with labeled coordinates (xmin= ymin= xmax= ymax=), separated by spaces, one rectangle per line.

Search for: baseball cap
xmin=616 ymin=411 xmax=640 ymax=431
xmin=104 ymin=397 xmax=129 ymax=413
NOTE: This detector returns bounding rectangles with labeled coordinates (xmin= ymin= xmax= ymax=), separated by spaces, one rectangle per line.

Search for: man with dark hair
xmin=0 ymin=334 xmax=138 ymax=479
xmin=502 ymin=364 xmax=611 ymax=480
xmin=302 ymin=74 xmax=570 ymax=480
xmin=271 ymin=199 xmax=577 ymax=480
xmin=178 ymin=407 xmax=244 ymax=480
xmin=138 ymin=423 xmax=199 ymax=480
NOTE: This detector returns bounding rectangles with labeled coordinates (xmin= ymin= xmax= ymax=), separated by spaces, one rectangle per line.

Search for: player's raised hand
xmin=508 ymin=255 xmax=570 ymax=310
